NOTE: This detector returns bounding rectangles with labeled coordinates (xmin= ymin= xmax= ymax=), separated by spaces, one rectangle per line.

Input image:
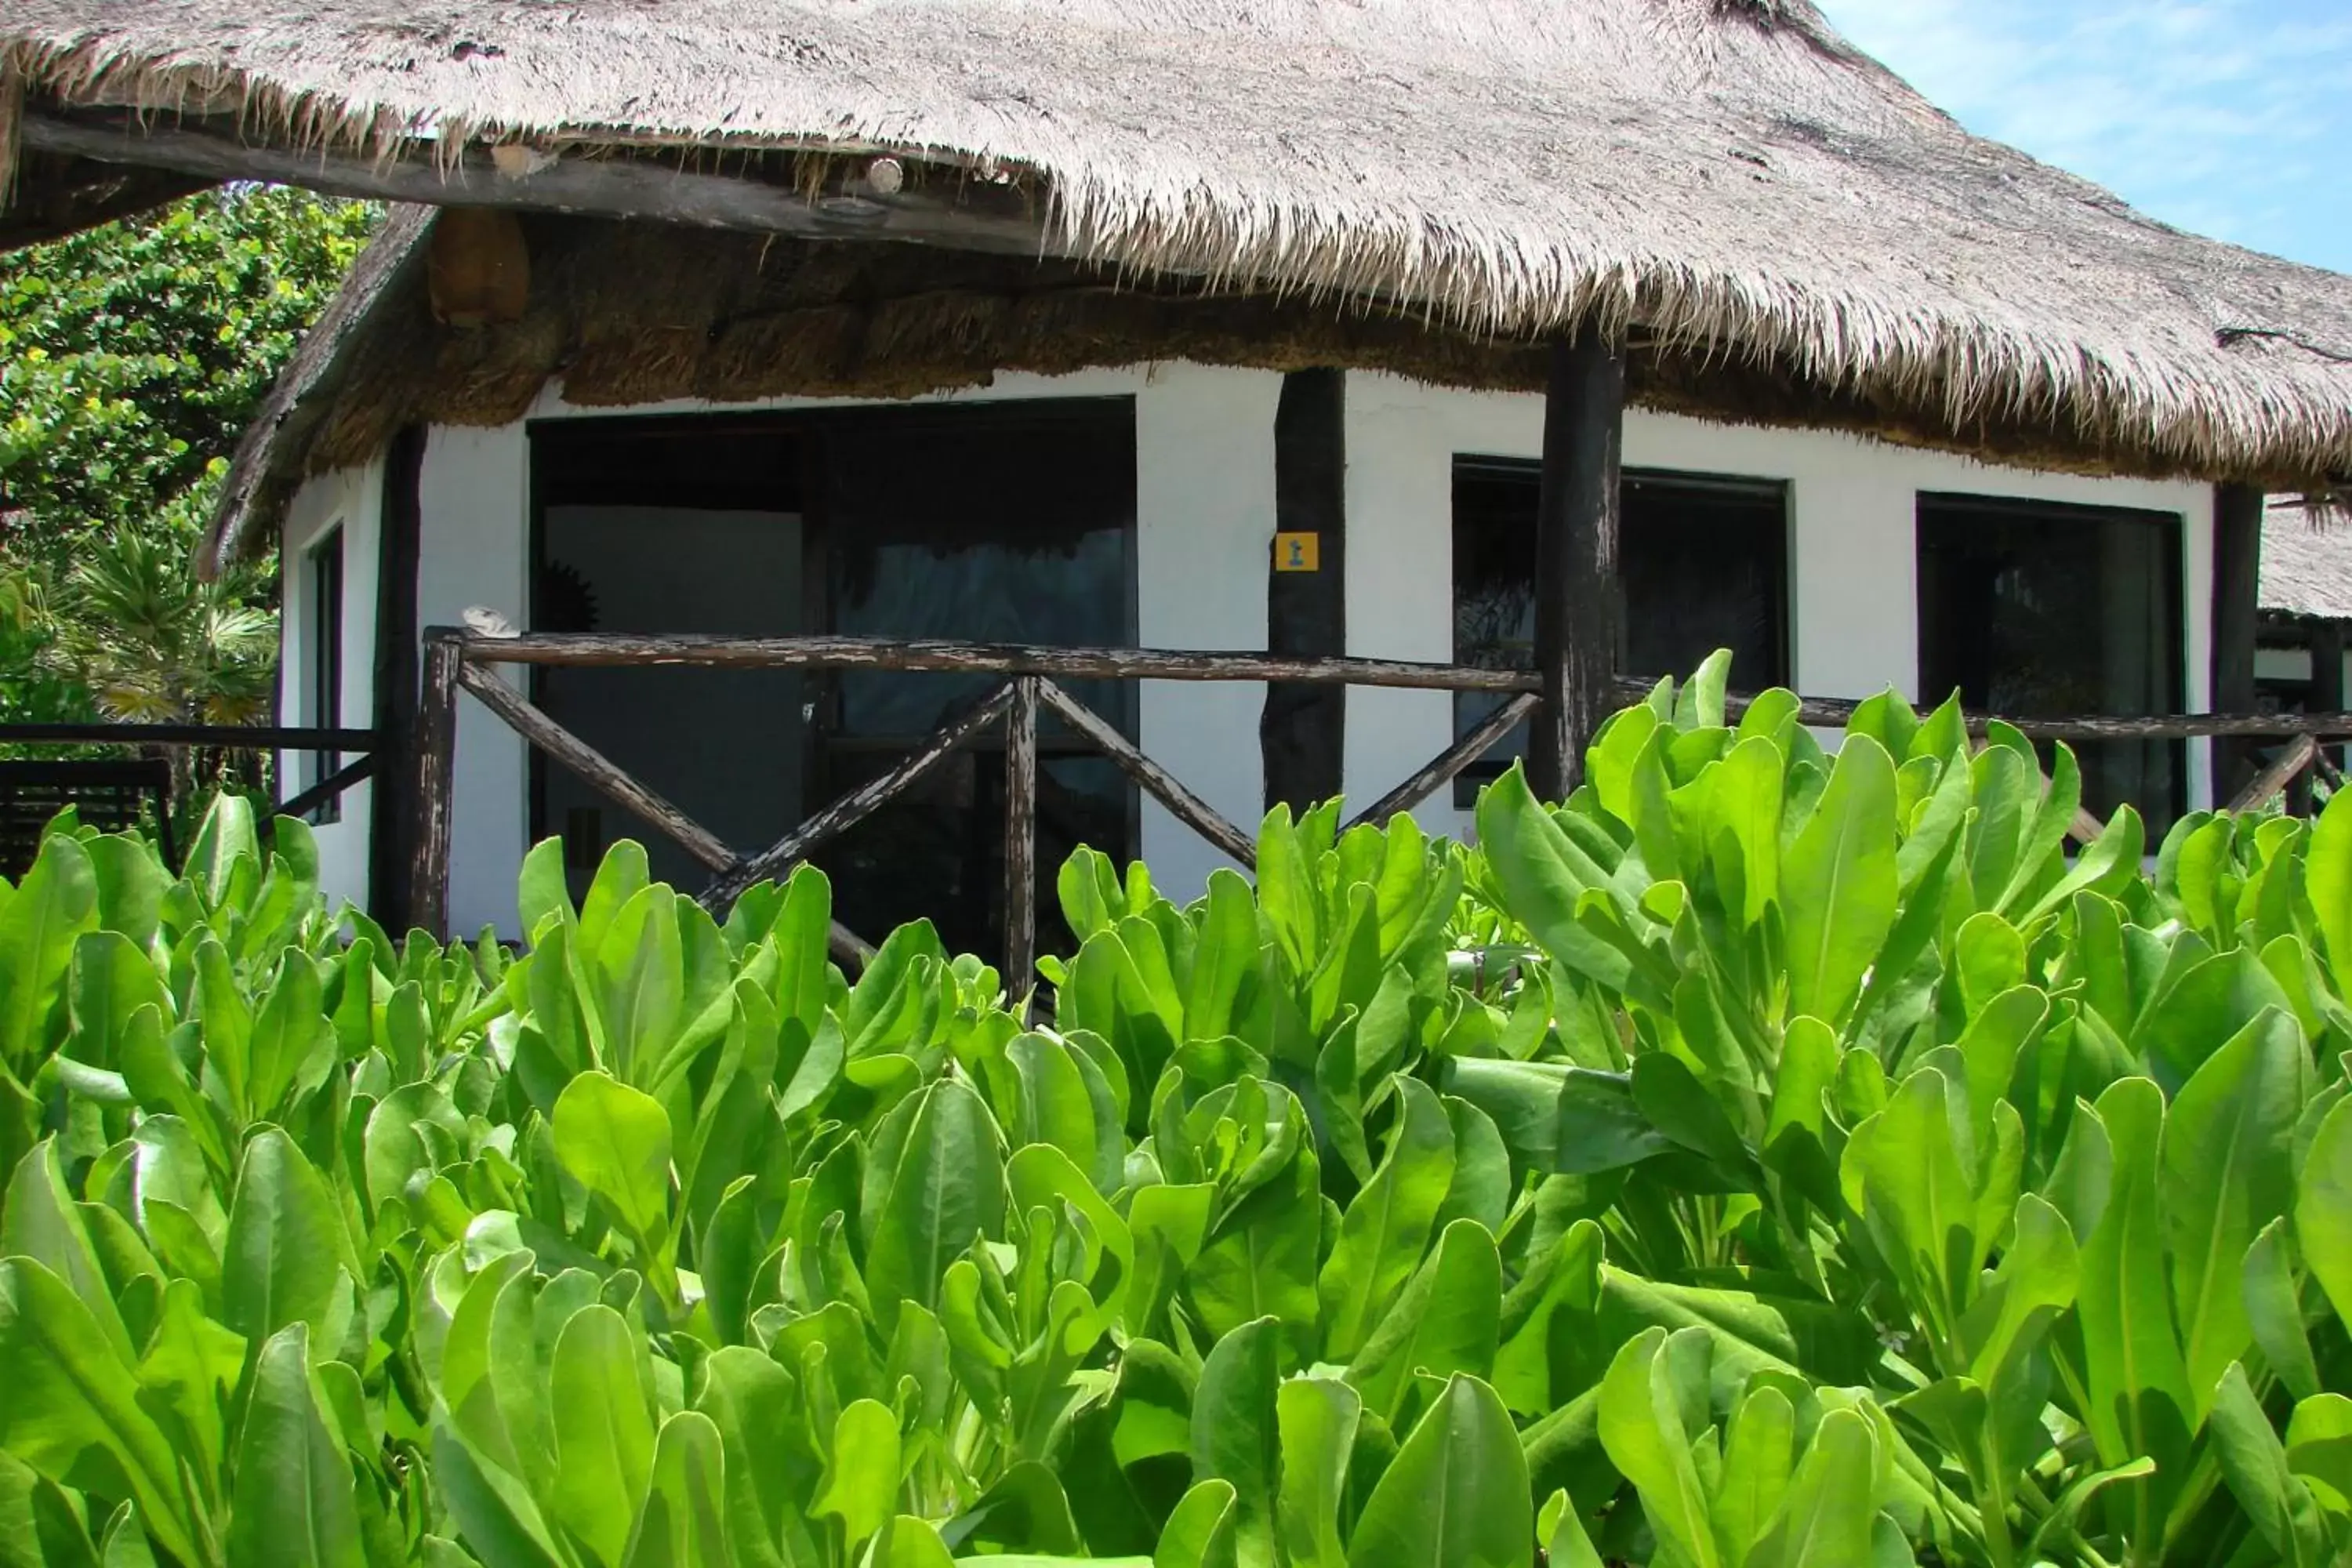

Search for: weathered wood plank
xmin=26 ymin=111 xmax=1052 ymax=259
xmin=1004 ymin=677 xmax=1040 ymax=997
xmin=451 ymin=630 xmax=1537 ymax=692
xmin=1529 ymin=326 xmax=1626 ymax=798
xmin=2230 ymin=732 xmax=2319 ymax=812
xmin=455 ymin=659 xmax=735 ymax=873
xmin=437 ymin=630 xmax=2352 ymax=742
xmin=1347 ymin=692 xmax=1541 ymax=829
xmin=369 ymin=426 xmax=426 ymax=931
xmin=274 ymin=751 xmax=379 ymax=826
xmin=1263 ymin=368 xmax=1347 ymax=810
xmin=410 ymin=632 xmax=463 ymax=940
xmin=700 ymin=682 xmax=1016 ymax=912
xmin=1036 ymin=679 xmax=1258 ymax=869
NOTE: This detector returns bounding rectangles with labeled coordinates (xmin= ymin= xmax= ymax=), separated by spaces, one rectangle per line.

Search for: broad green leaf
xmin=2209 ymin=1362 xmax=2332 ymax=1567
xmin=1780 ymin=734 xmax=1898 ymax=1029
xmin=1156 ymin=1479 xmax=1240 ymax=1568
xmin=860 ymin=1079 xmax=1007 ymax=1333
xmin=0 ymin=834 xmax=96 ymax=1076
xmin=1345 ymin=1374 xmax=1530 ymax=1568
xmin=223 ymin=1324 xmax=366 ymax=1568
xmin=1190 ymin=1318 xmax=1281 ymax=1568
xmin=1319 ymin=1077 xmax=1456 ymax=1359
xmin=1275 ymin=1377 xmax=1361 ymax=1568
xmin=222 ymin=1127 xmax=349 ymax=1345
xmin=1346 ymin=1218 xmax=1502 ymax=1426
xmin=551 ymin=1305 xmax=659 ymax=1568
xmin=2073 ymin=1079 xmax=2193 ymax=1530
xmin=0 ymin=1259 xmax=195 ymax=1568
xmin=811 ymin=1399 xmax=900 ymax=1559
xmin=2161 ymin=1007 xmax=2305 ymax=1408
xmin=2307 ymin=784 xmax=2352 ymax=975
xmin=3 ymin=1140 xmax=135 ymax=1365
xmin=1745 ymin=1409 xmax=1882 ymax=1568
xmin=623 ymin=1412 xmax=735 ymax=1568
xmin=2297 ymin=1094 xmax=2352 ymax=1333
xmin=1596 ymin=1328 xmax=1718 ymax=1568
xmin=553 ymin=1070 xmax=674 ymax=1244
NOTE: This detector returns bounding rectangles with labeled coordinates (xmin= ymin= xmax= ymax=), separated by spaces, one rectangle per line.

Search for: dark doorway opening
xmin=528 ymin=399 xmax=1140 ymax=959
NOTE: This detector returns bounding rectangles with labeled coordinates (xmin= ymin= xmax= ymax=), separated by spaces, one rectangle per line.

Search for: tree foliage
xmin=0 ymin=185 xmax=373 ymax=753
xmin=1 ymin=186 xmax=376 ymax=560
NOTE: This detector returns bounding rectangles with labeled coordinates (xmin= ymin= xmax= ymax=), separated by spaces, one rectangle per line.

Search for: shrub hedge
xmin=2 ymin=653 xmax=2350 ymax=1567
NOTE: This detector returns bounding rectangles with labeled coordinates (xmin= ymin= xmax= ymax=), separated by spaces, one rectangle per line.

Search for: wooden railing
xmin=0 ymin=720 xmax=384 ymax=873
xmin=408 ymin=627 xmax=2352 ymax=980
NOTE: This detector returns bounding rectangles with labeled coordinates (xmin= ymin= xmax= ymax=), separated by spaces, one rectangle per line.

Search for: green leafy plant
xmin=2 ymin=654 xmax=2352 ymax=1566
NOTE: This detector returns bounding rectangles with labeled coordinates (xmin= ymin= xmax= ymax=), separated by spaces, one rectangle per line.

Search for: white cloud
xmin=1813 ymin=0 xmax=2352 ymax=270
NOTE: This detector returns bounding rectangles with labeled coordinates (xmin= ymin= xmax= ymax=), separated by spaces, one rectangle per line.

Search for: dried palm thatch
xmin=9 ymin=0 xmax=2352 ymax=528
xmin=2262 ymin=501 xmax=2352 ymax=625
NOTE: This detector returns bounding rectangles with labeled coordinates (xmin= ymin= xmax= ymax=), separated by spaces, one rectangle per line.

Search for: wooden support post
xmin=368 ymin=426 xmax=426 ymax=930
xmin=1262 ymin=368 xmax=1347 ymax=812
xmin=2313 ymin=622 xmax=2345 ymax=807
xmin=2212 ymin=483 xmax=2265 ymax=801
xmin=1004 ymin=677 xmax=1040 ymax=996
xmin=410 ymin=630 xmax=463 ymax=941
xmin=1530 ymin=325 xmax=1625 ymax=800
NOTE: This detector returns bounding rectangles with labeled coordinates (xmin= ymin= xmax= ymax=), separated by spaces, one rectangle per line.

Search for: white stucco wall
xmin=1340 ymin=374 xmax=2213 ymax=842
xmin=278 ymin=459 xmax=382 ymax=909
xmin=284 ymin=363 xmax=2218 ymax=932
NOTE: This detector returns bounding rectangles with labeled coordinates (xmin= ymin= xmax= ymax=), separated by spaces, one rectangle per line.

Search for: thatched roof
xmin=2263 ymin=501 xmax=2352 ymax=625
xmin=10 ymin=0 xmax=2352 ymax=529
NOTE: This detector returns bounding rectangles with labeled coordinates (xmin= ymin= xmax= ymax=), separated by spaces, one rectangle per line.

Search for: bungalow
xmin=5 ymin=0 xmax=2351 ymax=959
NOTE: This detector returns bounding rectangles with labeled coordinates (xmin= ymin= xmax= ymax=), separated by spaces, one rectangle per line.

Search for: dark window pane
xmin=815 ymin=403 xmax=1138 ymax=958
xmin=1916 ymin=493 xmax=2184 ymax=830
xmin=1451 ymin=461 xmax=1789 ymax=803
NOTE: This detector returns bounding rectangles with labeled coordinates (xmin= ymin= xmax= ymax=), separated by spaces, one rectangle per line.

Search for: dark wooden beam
xmin=455 ymin=631 xmax=1534 ymax=691
xmin=24 ymin=111 xmax=1051 ymax=260
xmin=1262 ymin=368 xmax=1347 ymax=811
xmin=1347 ymin=692 xmax=1541 ymax=829
xmin=455 ymin=661 xmax=735 ymax=873
xmin=2230 ymin=733 xmax=2318 ymax=812
xmin=1003 ymin=677 xmax=1040 ymax=996
xmin=2212 ymin=483 xmax=2265 ymax=799
xmin=1529 ymin=325 xmax=1626 ymax=800
xmin=369 ymin=426 xmax=426 ymax=931
xmin=1036 ymin=679 xmax=1258 ymax=869
xmin=0 ymin=722 xmax=379 ymax=749
xmin=701 ymin=683 xmax=1015 ymax=912
xmin=410 ymin=631 xmax=463 ymax=941
xmin=273 ymin=752 xmax=379 ymax=826
xmin=0 ymin=151 xmax=212 ymax=251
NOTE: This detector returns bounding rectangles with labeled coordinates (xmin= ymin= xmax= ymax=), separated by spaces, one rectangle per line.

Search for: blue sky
xmin=1813 ymin=0 xmax=2352 ymax=274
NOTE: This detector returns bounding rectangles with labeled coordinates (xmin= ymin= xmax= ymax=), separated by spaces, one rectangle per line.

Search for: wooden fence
xmin=0 ymin=721 xmax=383 ymax=876
xmin=412 ymin=627 xmax=2352 ymax=982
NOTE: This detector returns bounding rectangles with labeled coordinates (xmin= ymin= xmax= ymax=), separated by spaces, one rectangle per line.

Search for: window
xmin=305 ymin=528 xmax=344 ymax=823
xmin=1916 ymin=493 xmax=2183 ymax=829
xmin=1451 ymin=462 xmax=1790 ymax=802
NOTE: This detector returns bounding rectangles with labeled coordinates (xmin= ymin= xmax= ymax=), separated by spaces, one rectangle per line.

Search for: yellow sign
xmin=1273 ymin=532 xmax=1321 ymax=572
